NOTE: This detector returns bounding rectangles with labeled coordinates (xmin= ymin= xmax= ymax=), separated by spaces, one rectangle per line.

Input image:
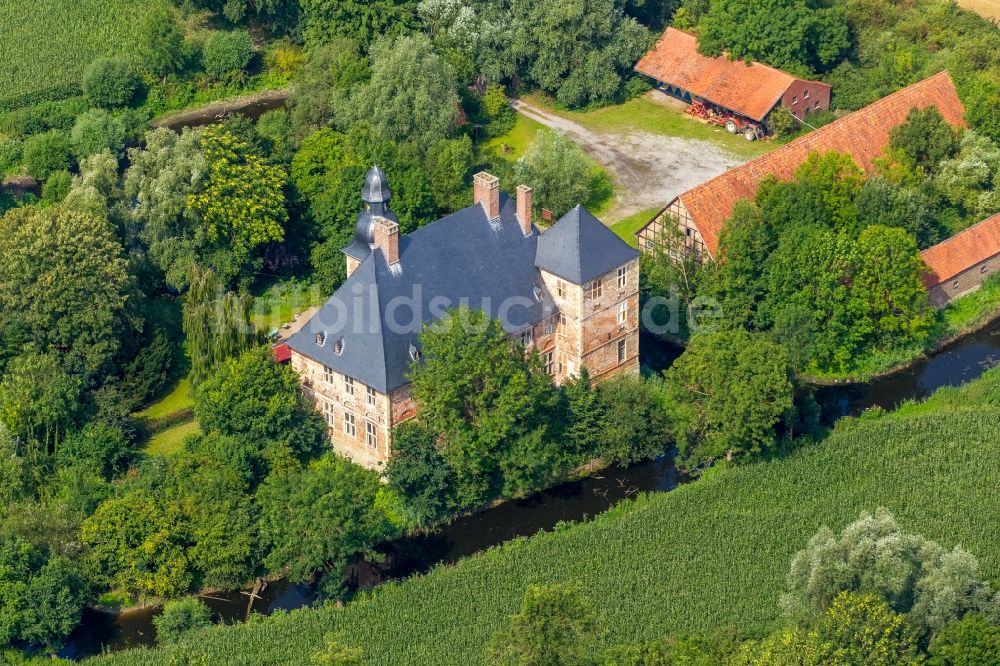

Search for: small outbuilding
xmin=921 ymin=213 xmax=1000 ymax=306
xmin=634 ymin=27 xmax=831 ymax=139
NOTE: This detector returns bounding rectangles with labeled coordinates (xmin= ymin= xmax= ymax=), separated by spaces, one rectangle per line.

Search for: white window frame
xmin=520 ymin=328 xmax=533 ymax=347
xmin=323 ymin=400 xmax=336 ymax=429
xmin=344 ymin=376 xmax=355 ymax=396
xmin=803 ymin=89 xmax=810 ymax=99
xmin=366 ymin=385 xmax=377 ymax=407
xmin=617 ymin=338 xmax=626 ymax=364
xmin=586 ymin=278 xmax=602 ymax=300
xmin=544 ymin=351 xmax=554 ymax=375
xmin=617 ymin=301 xmax=627 ymax=325
xmin=323 ymin=365 xmax=335 ymax=385
xmin=344 ymin=411 xmax=356 ymax=438
xmin=617 ymin=266 xmax=627 ymax=289
xmin=366 ymin=421 xmax=377 ymax=449
xmin=556 ymin=280 xmax=565 ymax=298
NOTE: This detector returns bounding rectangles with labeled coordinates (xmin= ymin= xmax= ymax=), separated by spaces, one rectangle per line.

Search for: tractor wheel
xmin=725 ymin=120 xmax=737 ymax=133
xmin=744 ymin=128 xmax=757 ymax=141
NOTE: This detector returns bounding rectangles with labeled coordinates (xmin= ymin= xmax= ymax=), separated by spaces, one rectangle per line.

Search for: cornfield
xmin=88 ymin=370 xmax=1000 ymax=665
xmin=0 ymin=0 xmax=161 ymax=110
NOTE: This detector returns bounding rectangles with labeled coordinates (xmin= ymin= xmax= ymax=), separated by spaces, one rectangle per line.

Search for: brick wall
xmin=780 ymin=80 xmax=831 ymax=119
xmin=291 ymin=350 xmax=391 ymax=469
xmin=928 ymin=255 xmax=1000 ymax=306
xmin=580 ymin=258 xmax=641 ymax=380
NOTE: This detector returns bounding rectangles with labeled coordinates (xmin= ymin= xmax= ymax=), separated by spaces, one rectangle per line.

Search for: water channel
xmin=64 ymin=321 xmax=1000 ymax=657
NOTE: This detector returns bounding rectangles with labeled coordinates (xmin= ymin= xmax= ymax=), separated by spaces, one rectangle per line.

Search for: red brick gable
xmin=921 ymin=213 xmax=1000 ymax=289
xmin=634 ymin=27 xmax=828 ymax=122
xmin=676 ymin=71 xmax=966 ymax=258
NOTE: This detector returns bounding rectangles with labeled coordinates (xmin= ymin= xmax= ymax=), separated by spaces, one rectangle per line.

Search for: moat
xmin=64 ymin=321 xmax=1000 ymax=657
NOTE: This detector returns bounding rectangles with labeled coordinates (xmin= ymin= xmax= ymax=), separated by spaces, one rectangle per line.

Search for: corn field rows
xmin=0 ymin=0 xmax=158 ymax=110
xmin=89 ymin=371 xmax=1000 ymax=665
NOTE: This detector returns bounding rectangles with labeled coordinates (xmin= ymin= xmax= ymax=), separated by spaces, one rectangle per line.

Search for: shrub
xmin=153 ymin=598 xmax=212 ymax=644
xmin=21 ymin=130 xmax=72 ymax=180
xmin=70 ymin=108 xmax=127 ymax=159
xmin=60 ymin=422 xmax=135 ymax=478
xmin=0 ymin=139 xmax=22 ymax=174
xmin=42 ymin=170 xmax=72 ymax=203
xmin=82 ymin=58 xmax=143 ymax=108
xmin=202 ymin=31 xmax=254 ymax=80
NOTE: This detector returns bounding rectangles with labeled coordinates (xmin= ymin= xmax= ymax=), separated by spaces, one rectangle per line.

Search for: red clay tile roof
xmin=921 ymin=213 xmax=1000 ymax=289
xmin=634 ymin=28 xmax=828 ymax=122
xmin=673 ymin=71 xmax=966 ymax=258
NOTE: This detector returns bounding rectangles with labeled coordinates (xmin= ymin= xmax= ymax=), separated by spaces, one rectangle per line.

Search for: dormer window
xmin=316 ymin=332 xmax=326 ymax=346
xmin=409 ymin=342 xmax=422 ymax=361
xmin=334 ymin=338 xmax=345 ymax=355
xmin=532 ymin=285 xmax=543 ymax=302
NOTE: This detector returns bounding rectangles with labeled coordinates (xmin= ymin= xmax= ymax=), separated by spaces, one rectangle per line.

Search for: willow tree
xmin=182 ymin=266 xmax=258 ymax=386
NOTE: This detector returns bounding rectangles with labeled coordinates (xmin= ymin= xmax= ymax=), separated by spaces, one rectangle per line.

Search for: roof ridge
xmin=924 ymin=210 xmax=1000 ymax=251
xmin=663 ymin=26 xmax=817 ymax=84
xmin=683 ymin=70 xmax=960 ymax=203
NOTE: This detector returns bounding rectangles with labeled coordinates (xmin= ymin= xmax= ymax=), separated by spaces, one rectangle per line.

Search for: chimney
xmin=473 ymin=171 xmax=500 ymax=221
xmin=516 ymin=185 xmax=532 ymax=236
xmin=372 ymin=216 xmax=399 ymax=266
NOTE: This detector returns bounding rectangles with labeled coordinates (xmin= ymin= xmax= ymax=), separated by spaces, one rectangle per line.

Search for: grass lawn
xmin=88 ymin=368 xmax=1000 ymax=666
xmin=251 ymin=277 xmax=326 ymax=333
xmin=610 ymin=207 xmax=662 ymax=247
xmin=145 ymin=420 xmax=200 ymax=457
xmin=134 ymin=379 xmax=193 ymax=421
xmin=525 ymin=92 xmax=775 ymax=160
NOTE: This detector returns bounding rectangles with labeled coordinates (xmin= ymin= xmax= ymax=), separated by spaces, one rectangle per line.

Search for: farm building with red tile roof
xmin=921 ymin=213 xmax=1000 ymax=305
xmin=634 ymin=28 xmax=830 ymax=130
xmin=636 ymin=71 xmax=967 ymax=260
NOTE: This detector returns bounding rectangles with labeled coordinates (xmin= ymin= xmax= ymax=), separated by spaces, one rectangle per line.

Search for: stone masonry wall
xmin=291 ymin=350 xmax=391 ymax=470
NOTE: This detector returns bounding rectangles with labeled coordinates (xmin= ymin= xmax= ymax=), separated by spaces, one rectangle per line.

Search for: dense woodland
xmin=3 ymin=0 xmax=1000 ymax=660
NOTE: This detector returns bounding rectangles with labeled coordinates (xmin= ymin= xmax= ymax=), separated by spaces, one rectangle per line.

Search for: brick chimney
xmin=474 ymin=171 xmax=500 ymax=221
xmin=372 ymin=216 xmax=399 ymax=266
xmin=516 ymin=185 xmax=532 ymax=236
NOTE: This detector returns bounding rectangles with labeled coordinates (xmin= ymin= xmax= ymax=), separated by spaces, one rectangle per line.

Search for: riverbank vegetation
xmin=84 ymin=364 xmax=1000 ymax=665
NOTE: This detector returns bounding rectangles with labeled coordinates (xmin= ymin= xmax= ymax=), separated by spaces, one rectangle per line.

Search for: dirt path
xmin=512 ymin=99 xmax=745 ymax=222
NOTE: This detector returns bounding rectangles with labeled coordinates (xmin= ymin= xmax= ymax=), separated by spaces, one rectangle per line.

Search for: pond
xmin=63 ymin=321 xmax=1000 ymax=657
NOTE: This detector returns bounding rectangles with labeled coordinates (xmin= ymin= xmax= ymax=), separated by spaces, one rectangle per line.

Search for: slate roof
xmin=287 ymin=193 xmax=633 ymax=393
xmin=652 ymin=71 xmax=966 ymax=258
xmin=921 ymin=213 xmax=1000 ymax=289
xmin=536 ymin=205 xmax=640 ymax=284
xmin=634 ymin=28 xmax=829 ymax=122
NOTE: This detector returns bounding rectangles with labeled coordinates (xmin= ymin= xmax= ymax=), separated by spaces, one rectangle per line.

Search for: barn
xmin=634 ymin=27 xmax=831 ymax=139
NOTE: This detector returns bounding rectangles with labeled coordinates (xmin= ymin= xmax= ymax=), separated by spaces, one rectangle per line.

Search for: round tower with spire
xmin=343 ymin=165 xmax=399 ymax=277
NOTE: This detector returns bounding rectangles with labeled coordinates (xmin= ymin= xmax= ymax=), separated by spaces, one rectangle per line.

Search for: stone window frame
xmin=617 ymin=266 xmax=627 ymax=289
xmin=617 ymin=338 xmax=627 ymax=364
xmin=323 ymin=400 xmax=336 ymax=429
xmin=543 ymin=351 xmax=554 ymax=375
xmin=365 ymin=421 xmax=377 ymax=449
xmin=366 ymin=385 xmax=377 ymax=407
xmin=344 ymin=376 xmax=355 ymax=396
xmin=556 ymin=279 xmax=565 ymax=298
xmin=617 ymin=301 xmax=627 ymax=325
xmin=585 ymin=278 xmax=603 ymax=300
xmin=344 ymin=411 xmax=356 ymax=438
xmin=520 ymin=327 xmax=533 ymax=347
xmin=803 ymin=89 xmax=810 ymax=99
xmin=323 ymin=365 xmax=335 ymax=385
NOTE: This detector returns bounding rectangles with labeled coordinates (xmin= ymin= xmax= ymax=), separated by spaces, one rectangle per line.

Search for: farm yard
xmin=85 ymin=367 xmax=1000 ymax=665
xmin=0 ymin=0 xmax=160 ymax=109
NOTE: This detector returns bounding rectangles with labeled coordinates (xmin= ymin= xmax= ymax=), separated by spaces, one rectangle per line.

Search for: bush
xmin=82 ymin=58 xmax=143 ymax=108
xmin=21 ymin=130 xmax=72 ymax=180
xmin=59 ymin=422 xmax=135 ymax=478
xmin=0 ymin=139 xmax=22 ymax=174
xmin=70 ymin=108 xmax=127 ymax=159
xmin=42 ymin=170 xmax=72 ymax=203
xmin=202 ymin=31 xmax=254 ymax=80
xmin=153 ymin=598 xmax=212 ymax=644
